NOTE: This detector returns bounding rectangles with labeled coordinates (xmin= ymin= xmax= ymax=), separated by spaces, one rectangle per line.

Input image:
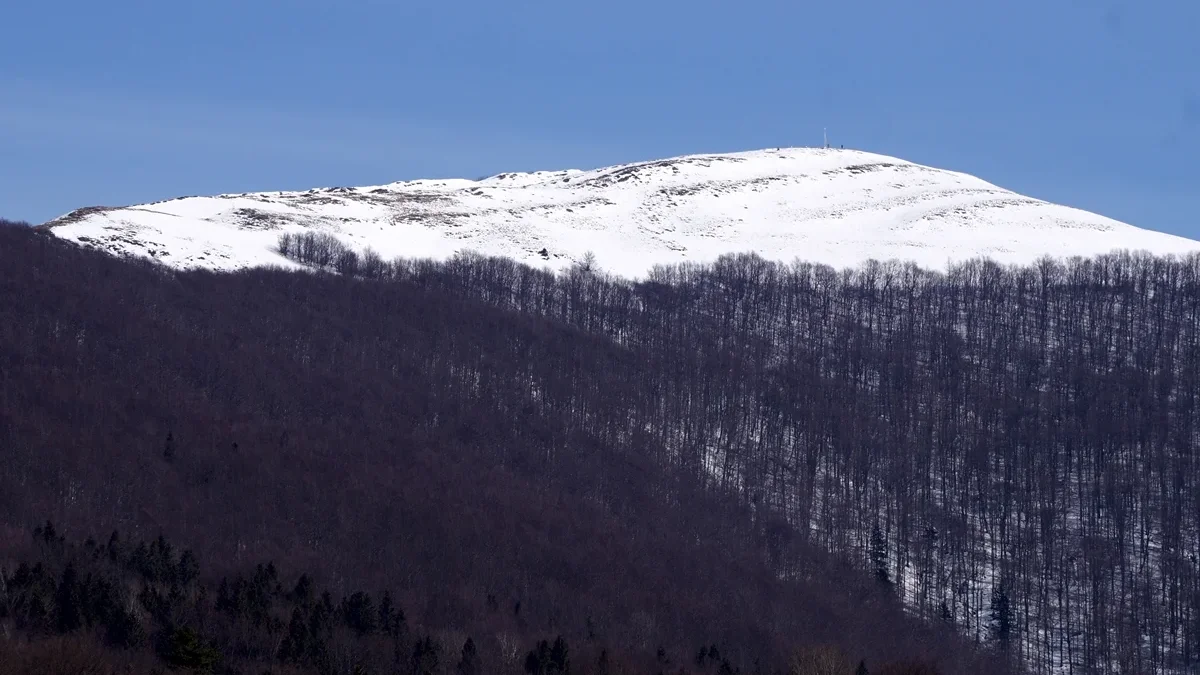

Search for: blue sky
xmin=3 ymin=0 xmax=1197 ymax=237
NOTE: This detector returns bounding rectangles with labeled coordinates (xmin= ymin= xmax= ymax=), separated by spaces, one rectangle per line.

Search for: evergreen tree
xmin=163 ymin=431 xmax=176 ymax=462
xmin=550 ymin=636 xmax=570 ymax=674
xmin=379 ymin=589 xmax=404 ymax=636
xmin=164 ymin=626 xmax=220 ymax=673
xmin=411 ymin=636 xmax=441 ymax=675
xmin=177 ymin=549 xmax=200 ymax=586
xmin=457 ymin=637 xmax=480 ymax=675
xmin=869 ymin=524 xmax=891 ymax=589
xmin=106 ymin=531 xmax=122 ymax=563
xmin=36 ymin=520 xmax=58 ymax=545
xmin=990 ymin=584 xmax=1013 ymax=646
xmin=104 ymin=608 xmax=145 ymax=649
xmin=278 ymin=607 xmax=310 ymax=664
xmin=291 ymin=573 xmax=315 ymax=606
xmin=939 ymin=600 xmax=954 ymax=625
xmin=341 ymin=590 xmax=377 ymax=636
xmin=28 ymin=593 xmax=47 ymax=628
xmin=215 ymin=578 xmax=237 ymax=615
xmin=526 ymin=640 xmax=551 ymax=675
xmin=856 ymin=660 xmax=870 ymax=675
xmin=130 ymin=542 xmax=153 ymax=581
xmin=150 ymin=535 xmax=175 ymax=582
xmin=54 ymin=562 xmax=83 ymax=633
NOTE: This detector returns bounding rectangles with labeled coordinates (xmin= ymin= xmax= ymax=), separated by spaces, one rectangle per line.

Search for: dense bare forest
xmin=1 ymin=221 xmax=997 ymax=674
xmin=277 ymin=230 xmax=1200 ymax=674
xmin=5 ymin=219 xmax=1200 ymax=673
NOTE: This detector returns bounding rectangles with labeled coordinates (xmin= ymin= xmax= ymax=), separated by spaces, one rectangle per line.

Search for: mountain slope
xmin=0 ymin=222 xmax=1009 ymax=674
xmin=43 ymin=147 xmax=1200 ymax=275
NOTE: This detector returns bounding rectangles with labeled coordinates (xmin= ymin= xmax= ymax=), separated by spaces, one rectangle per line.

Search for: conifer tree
xmin=54 ymin=562 xmax=83 ymax=633
xmin=457 ymin=637 xmax=480 ymax=675
xmin=412 ymin=636 xmax=441 ymax=675
xmin=178 ymin=549 xmax=199 ymax=586
xmin=278 ymin=608 xmax=309 ymax=664
xmin=165 ymin=626 xmax=220 ymax=673
xmin=104 ymin=607 xmax=145 ymax=649
xmin=869 ymin=524 xmax=891 ymax=590
xmin=106 ymin=530 xmax=122 ymax=562
xmin=550 ymin=636 xmax=570 ymax=674
xmin=939 ymin=600 xmax=953 ymax=625
xmin=526 ymin=640 xmax=552 ymax=675
xmin=291 ymin=574 xmax=315 ymax=606
xmin=990 ymin=584 xmax=1013 ymax=646
xmin=378 ymin=589 xmax=398 ymax=634
xmin=342 ymin=590 xmax=377 ymax=636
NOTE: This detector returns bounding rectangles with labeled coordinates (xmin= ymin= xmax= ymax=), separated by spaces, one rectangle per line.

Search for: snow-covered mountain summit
xmin=43 ymin=147 xmax=1200 ymax=276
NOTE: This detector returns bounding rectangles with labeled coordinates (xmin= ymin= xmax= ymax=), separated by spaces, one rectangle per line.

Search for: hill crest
xmin=43 ymin=147 xmax=1200 ymax=275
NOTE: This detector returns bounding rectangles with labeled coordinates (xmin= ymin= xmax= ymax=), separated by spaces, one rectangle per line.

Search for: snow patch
xmin=43 ymin=147 xmax=1200 ymax=275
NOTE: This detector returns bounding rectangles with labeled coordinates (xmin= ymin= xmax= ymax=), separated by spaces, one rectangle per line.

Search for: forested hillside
xmin=0 ymin=221 xmax=995 ymax=674
xmin=6 ymin=218 xmax=1200 ymax=674
xmin=276 ymin=231 xmax=1200 ymax=674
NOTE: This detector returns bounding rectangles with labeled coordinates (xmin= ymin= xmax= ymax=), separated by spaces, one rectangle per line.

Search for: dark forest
xmin=3 ymin=220 xmax=1198 ymax=673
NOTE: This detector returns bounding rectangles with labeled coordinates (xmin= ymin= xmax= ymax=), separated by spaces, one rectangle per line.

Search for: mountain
xmin=42 ymin=147 xmax=1200 ymax=275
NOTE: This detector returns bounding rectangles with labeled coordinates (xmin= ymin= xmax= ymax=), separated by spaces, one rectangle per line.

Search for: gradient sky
xmin=2 ymin=1 xmax=1197 ymax=237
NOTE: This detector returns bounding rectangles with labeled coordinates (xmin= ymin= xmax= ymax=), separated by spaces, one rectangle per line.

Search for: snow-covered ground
xmin=42 ymin=147 xmax=1200 ymax=275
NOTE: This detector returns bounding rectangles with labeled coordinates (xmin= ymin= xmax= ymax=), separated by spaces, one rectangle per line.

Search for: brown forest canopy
xmin=5 ymin=220 xmax=1200 ymax=673
xmin=0 ymin=222 xmax=997 ymax=674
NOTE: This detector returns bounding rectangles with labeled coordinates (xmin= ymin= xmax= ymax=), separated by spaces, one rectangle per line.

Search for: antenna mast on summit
xmin=824 ymin=128 xmax=829 ymax=149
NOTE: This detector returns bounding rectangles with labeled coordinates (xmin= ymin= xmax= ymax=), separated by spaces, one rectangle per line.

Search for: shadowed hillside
xmin=0 ymin=221 xmax=997 ymax=674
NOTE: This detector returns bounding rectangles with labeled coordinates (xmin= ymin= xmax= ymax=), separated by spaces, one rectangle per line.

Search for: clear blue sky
xmin=3 ymin=1 xmax=1197 ymax=237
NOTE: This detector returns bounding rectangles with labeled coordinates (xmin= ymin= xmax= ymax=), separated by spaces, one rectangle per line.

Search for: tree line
xmin=0 ymin=522 xmax=603 ymax=674
xmin=0 ymin=523 xmax=955 ymax=675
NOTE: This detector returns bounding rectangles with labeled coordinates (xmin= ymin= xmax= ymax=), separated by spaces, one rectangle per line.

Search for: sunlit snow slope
xmin=43 ymin=147 xmax=1200 ymax=276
